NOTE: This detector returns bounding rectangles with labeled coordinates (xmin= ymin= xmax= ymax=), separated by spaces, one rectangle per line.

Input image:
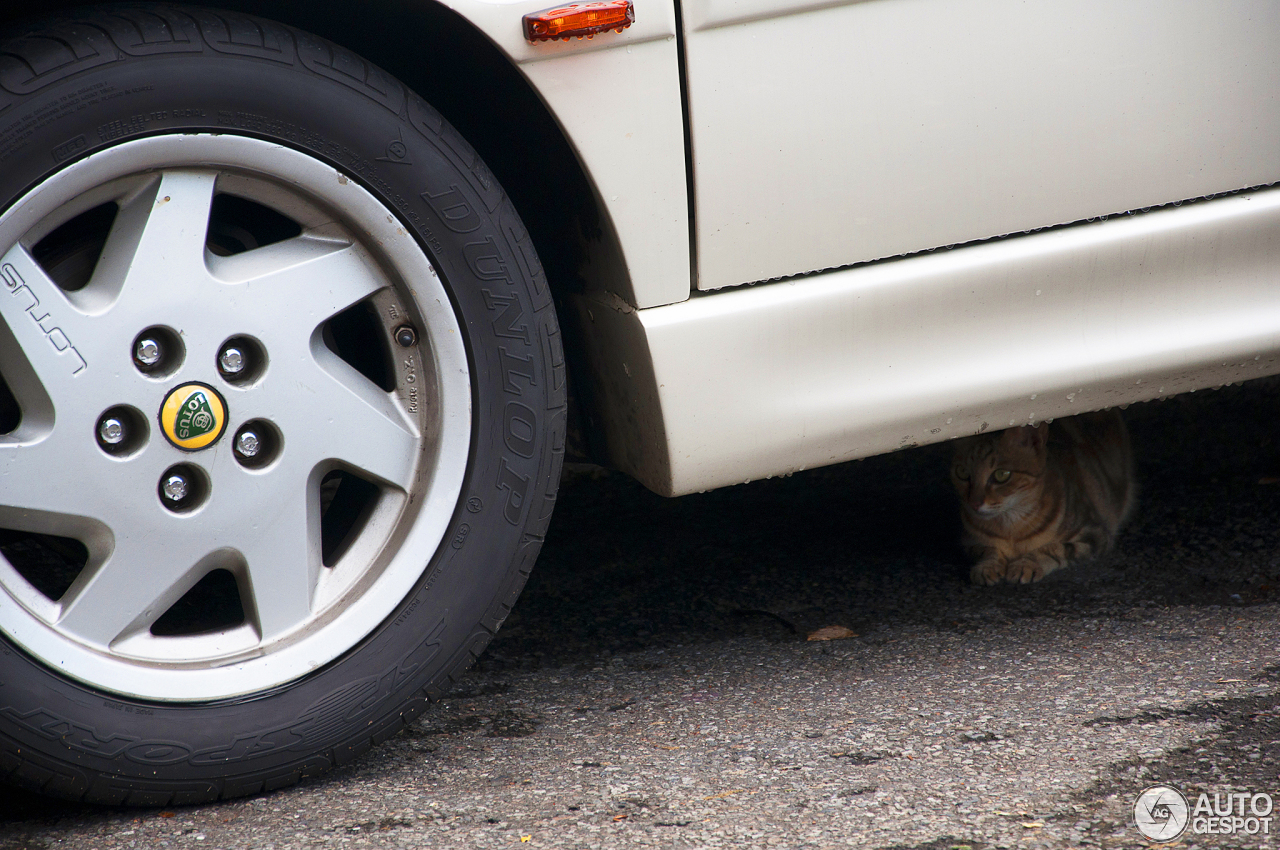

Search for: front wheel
xmin=0 ymin=4 xmax=563 ymax=804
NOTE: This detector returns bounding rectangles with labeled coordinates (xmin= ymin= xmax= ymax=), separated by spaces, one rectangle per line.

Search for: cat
xmin=951 ymin=411 xmax=1135 ymax=585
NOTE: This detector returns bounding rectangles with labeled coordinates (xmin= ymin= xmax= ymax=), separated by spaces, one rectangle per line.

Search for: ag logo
xmin=160 ymin=383 xmax=227 ymax=450
xmin=1134 ymin=785 xmax=1190 ymax=841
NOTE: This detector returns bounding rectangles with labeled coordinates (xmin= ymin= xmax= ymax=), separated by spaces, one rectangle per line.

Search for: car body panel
xmin=682 ymin=0 xmax=1280 ymax=291
xmin=418 ymin=0 xmax=691 ymax=308
xmin=575 ymin=188 xmax=1280 ymax=495
xmin=519 ymin=39 xmax=691 ymax=307
xmin=8 ymin=0 xmax=1275 ymax=495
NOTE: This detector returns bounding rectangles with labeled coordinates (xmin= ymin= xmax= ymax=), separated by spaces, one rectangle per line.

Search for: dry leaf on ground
xmin=806 ymin=625 xmax=857 ymax=641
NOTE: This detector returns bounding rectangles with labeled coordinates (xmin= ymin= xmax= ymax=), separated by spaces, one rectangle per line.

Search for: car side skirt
xmin=574 ymin=186 xmax=1280 ymax=496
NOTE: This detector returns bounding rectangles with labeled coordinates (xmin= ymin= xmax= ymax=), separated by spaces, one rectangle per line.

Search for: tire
xmin=0 ymin=4 xmax=564 ymax=804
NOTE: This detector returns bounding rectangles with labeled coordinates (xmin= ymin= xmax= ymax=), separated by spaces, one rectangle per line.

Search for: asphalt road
xmin=5 ymin=378 xmax=1280 ymax=849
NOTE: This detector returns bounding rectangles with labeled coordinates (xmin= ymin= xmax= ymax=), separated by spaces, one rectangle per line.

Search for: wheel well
xmin=0 ymin=0 xmax=617 ymax=462
xmin=2 ymin=0 xmax=614 ymax=300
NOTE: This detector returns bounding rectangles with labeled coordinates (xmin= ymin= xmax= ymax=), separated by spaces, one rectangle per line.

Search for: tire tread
xmin=0 ymin=1 xmax=567 ymax=807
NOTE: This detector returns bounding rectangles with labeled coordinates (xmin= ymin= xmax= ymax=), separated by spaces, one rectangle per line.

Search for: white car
xmin=0 ymin=0 xmax=1276 ymax=804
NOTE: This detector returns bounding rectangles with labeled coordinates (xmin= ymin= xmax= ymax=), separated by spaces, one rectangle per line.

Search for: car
xmin=0 ymin=0 xmax=1276 ymax=805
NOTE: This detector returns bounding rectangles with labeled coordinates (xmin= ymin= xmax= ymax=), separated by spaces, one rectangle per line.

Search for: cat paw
xmin=970 ymin=559 xmax=1006 ymax=586
xmin=1003 ymin=556 xmax=1056 ymax=584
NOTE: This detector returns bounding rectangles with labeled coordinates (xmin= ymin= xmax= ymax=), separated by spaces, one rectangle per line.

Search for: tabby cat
xmin=951 ymin=411 xmax=1134 ymax=585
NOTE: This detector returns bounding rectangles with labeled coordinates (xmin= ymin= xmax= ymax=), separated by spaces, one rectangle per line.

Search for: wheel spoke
xmin=94 ymin=170 xmax=218 ymax=307
xmin=56 ymin=532 xmax=216 ymax=648
xmin=0 ymin=244 xmax=96 ymax=403
xmin=237 ymin=481 xmax=322 ymax=641
xmin=210 ymin=235 xmax=388 ymax=333
xmin=302 ymin=344 xmax=420 ymax=490
xmin=0 ymin=436 xmax=111 ymax=525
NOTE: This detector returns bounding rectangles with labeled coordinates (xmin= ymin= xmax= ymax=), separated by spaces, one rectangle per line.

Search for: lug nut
xmin=394 ymin=325 xmax=417 ymax=348
xmin=98 ymin=417 xmax=125 ymax=445
xmin=234 ymin=430 xmax=260 ymax=458
xmin=219 ymin=346 xmax=246 ymax=375
xmin=162 ymin=474 xmax=189 ymax=502
xmin=134 ymin=338 xmax=162 ymax=367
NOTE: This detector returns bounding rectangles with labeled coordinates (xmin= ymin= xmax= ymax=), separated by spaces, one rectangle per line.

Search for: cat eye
xmin=953 ymin=465 xmax=969 ymax=481
xmin=992 ymin=468 xmax=1012 ymax=483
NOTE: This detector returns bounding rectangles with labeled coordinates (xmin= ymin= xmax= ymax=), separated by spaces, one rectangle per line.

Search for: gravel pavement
xmin=5 ymin=379 xmax=1280 ymax=849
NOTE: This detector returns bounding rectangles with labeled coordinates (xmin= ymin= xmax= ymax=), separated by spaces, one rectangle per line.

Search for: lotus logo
xmin=179 ymin=395 xmax=215 ymax=439
xmin=1134 ymin=785 xmax=1190 ymax=841
xmin=160 ymin=383 xmax=227 ymax=450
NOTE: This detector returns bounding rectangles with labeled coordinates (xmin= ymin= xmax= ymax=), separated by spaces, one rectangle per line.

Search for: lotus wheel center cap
xmin=160 ymin=383 xmax=228 ymax=451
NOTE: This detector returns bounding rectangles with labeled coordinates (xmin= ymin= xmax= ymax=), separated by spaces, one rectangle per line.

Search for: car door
xmin=680 ymin=0 xmax=1280 ymax=291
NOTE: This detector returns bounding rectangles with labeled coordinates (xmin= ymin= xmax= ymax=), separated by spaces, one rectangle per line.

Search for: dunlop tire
xmin=0 ymin=3 xmax=565 ymax=804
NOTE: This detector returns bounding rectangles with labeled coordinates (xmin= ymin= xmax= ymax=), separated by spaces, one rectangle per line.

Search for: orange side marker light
xmin=523 ymin=0 xmax=635 ymax=42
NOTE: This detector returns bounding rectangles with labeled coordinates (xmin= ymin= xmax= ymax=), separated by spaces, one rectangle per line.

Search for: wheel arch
xmin=0 ymin=0 xmax=626 ymax=465
xmin=0 ymin=0 xmax=620 ymax=303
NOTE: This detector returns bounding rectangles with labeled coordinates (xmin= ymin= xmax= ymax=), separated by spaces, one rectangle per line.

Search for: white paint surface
xmin=426 ymin=0 xmax=691 ymax=307
xmin=682 ymin=0 xmax=1280 ymax=290
xmin=577 ymin=190 xmax=1280 ymax=495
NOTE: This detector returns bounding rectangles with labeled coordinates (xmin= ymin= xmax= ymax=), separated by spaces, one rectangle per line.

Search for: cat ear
xmin=1030 ymin=421 xmax=1050 ymax=448
xmin=1003 ymin=423 xmax=1049 ymax=450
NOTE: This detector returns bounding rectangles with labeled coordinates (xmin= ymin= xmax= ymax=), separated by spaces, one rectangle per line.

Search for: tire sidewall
xmin=0 ymin=7 xmax=562 ymax=800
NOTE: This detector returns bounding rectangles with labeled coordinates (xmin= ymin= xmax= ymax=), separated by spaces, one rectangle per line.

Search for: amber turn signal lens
xmin=523 ymin=0 xmax=635 ymax=42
